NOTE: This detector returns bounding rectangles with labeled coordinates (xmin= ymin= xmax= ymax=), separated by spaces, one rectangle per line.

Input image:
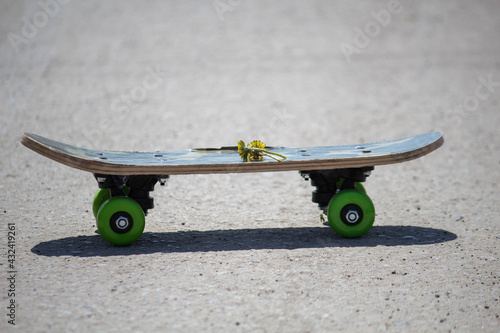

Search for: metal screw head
xmin=110 ymin=211 xmax=133 ymax=234
xmin=115 ymin=216 xmax=129 ymax=229
xmin=345 ymin=210 xmax=360 ymax=224
xmin=299 ymin=172 xmax=310 ymax=181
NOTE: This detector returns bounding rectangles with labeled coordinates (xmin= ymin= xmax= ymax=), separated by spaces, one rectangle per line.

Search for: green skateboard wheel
xmin=97 ymin=196 xmax=145 ymax=245
xmin=92 ymin=187 xmax=131 ymax=218
xmin=336 ymin=178 xmax=367 ymax=194
xmin=92 ymin=189 xmax=111 ymax=218
xmin=327 ymin=189 xmax=375 ymax=238
xmin=355 ymin=182 xmax=366 ymax=194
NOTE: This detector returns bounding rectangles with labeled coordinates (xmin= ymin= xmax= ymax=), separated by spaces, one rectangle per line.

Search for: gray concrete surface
xmin=1 ymin=0 xmax=500 ymax=332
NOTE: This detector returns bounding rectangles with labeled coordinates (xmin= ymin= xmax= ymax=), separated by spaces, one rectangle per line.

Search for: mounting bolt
xmin=345 ymin=210 xmax=360 ymax=224
xmin=158 ymin=176 xmax=169 ymax=186
xmin=300 ymin=172 xmax=310 ymax=181
xmin=115 ymin=216 xmax=130 ymax=230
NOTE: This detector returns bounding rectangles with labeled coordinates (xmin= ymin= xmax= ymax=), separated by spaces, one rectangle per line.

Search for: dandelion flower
xmin=237 ymin=140 xmax=287 ymax=162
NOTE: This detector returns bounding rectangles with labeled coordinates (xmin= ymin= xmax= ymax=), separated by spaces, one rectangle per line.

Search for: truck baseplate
xmin=93 ymin=174 xmax=169 ymax=215
xmin=300 ymin=167 xmax=374 ymax=210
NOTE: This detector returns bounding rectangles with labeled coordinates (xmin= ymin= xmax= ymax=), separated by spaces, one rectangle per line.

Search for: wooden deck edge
xmin=21 ymin=132 xmax=444 ymax=176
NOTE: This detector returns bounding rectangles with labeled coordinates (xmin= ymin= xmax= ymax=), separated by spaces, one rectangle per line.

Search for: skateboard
xmin=21 ymin=132 xmax=444 ymax=245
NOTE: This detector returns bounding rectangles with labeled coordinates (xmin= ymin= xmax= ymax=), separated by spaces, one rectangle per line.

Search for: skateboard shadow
xmin=31 ymin=225 xmax=457 ymax=257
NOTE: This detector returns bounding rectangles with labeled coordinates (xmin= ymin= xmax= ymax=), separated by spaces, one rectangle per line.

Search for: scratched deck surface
xmin=21 ymin=132 xmax=444 ymax=175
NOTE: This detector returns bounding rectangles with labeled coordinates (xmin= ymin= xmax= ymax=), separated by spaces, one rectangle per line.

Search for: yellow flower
xmin=248 ymin=140 xmax=265 ymax=149
xmin=248 ymin=140 xmax=266 ymax=161
xmin=237 ymin=139 xmax=287 ymax=162
xmin=238 ymin=140 xmax=249 ymax=161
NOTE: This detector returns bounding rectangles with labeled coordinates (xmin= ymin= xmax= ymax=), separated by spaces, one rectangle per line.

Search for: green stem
xmin=247 ymin=147 xmax=287 ymax=162
xmin=264 ymin=151 xmax=287 ymax=161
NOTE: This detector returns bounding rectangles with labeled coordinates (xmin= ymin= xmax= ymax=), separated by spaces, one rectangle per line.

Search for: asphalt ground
xmin=1 ymin=1 xmax=500 ymax=332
